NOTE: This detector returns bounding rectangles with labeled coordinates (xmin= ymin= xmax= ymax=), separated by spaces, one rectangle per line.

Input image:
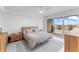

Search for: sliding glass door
xmin=47 ymin=15 xmax=79 ymax=35
xmin=53 ymin=17 xmax=64 ymax=35
xmin=64 ymin=16 xmax=79 ymax=34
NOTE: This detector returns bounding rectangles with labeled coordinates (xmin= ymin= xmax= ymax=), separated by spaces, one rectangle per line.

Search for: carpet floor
xmin=6 ymin=36 xmax=64 ymax=52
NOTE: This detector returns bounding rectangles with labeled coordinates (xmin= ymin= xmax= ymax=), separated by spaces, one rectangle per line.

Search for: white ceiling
xmin=0 ymin=6 xmax=79 ymax=17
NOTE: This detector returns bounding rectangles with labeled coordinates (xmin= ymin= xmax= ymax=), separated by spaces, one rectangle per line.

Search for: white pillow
xmin=23 ymin=29 xmax=33 ymax=35
xmin=26 ymin=29 xmax=33 ymax=33
xmin=33 ymin=27 xmax=39 ymax=32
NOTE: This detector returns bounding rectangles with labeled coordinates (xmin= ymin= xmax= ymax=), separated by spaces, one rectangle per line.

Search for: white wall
xmin=2 ymin=13 xmax=44 ymax=34
xmin=0 ymin=10 xmax=3 ymax=27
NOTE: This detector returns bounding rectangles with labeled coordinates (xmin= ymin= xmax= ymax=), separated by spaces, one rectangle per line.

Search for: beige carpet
xmin=6 ymin=36 xmax=64 ymax=52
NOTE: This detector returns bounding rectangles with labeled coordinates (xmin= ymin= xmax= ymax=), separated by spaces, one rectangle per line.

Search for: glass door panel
xmin=64 ymin=16 xmax=79 ymax=34
xmin=53 ymin=17 xmax=64 ymax=35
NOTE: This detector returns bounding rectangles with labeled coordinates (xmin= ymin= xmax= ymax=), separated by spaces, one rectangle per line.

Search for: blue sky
xmin=53 ymin=16 xmax=79 ymax=25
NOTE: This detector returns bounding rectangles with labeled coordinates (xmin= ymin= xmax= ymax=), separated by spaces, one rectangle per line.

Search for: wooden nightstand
xmin=10 ymin=32 xmax=23 ymax=42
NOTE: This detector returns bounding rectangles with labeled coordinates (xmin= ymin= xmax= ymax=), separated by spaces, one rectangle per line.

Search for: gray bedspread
xmin=24 ymin=31 xmax=51 ymax=49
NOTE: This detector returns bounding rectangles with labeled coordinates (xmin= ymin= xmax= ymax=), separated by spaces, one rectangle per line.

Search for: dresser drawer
xmin=0 ymin=40 xmax=1 ymax=51
xmin=0 ymin=33 xmax=8 ymax=52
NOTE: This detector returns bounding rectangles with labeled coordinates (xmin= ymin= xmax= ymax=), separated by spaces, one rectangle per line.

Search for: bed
xmin=21 ymin=26 xmax=51 ymax=49
xmin=21 ymin=26 xmax=63 ymax=52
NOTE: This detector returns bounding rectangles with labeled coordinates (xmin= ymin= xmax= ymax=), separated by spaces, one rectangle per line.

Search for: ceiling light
xmin=40 ymin=6 xmax=44 ymax=14
xmin=40 ymin=10 xmax=43 ymax=14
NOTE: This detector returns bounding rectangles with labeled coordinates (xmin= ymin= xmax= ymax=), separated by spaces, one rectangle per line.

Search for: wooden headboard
xmin=21 ymin=26 xmax=38 ymax=33
xmin=21 ymin=26 xmax=38 ymax=39
xmin=21 ymin=26 xmax=33 ymax=38
xmin=21 ymin=26 xmax=33 ymax=33
xmin=21 ymin=26 xmax=38 ymax=31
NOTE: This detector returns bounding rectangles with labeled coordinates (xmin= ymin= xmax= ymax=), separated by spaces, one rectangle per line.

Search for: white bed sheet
xmin=32 ymin=36 xmax=64 ymax=52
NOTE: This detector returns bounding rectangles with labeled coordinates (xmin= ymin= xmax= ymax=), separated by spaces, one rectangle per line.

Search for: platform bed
xmin=20 ymin=26 xmax=63 ymax=52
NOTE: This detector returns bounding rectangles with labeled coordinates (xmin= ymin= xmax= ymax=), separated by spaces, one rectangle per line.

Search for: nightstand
xmin=10 ymin=32 xmax=23 ymax=42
